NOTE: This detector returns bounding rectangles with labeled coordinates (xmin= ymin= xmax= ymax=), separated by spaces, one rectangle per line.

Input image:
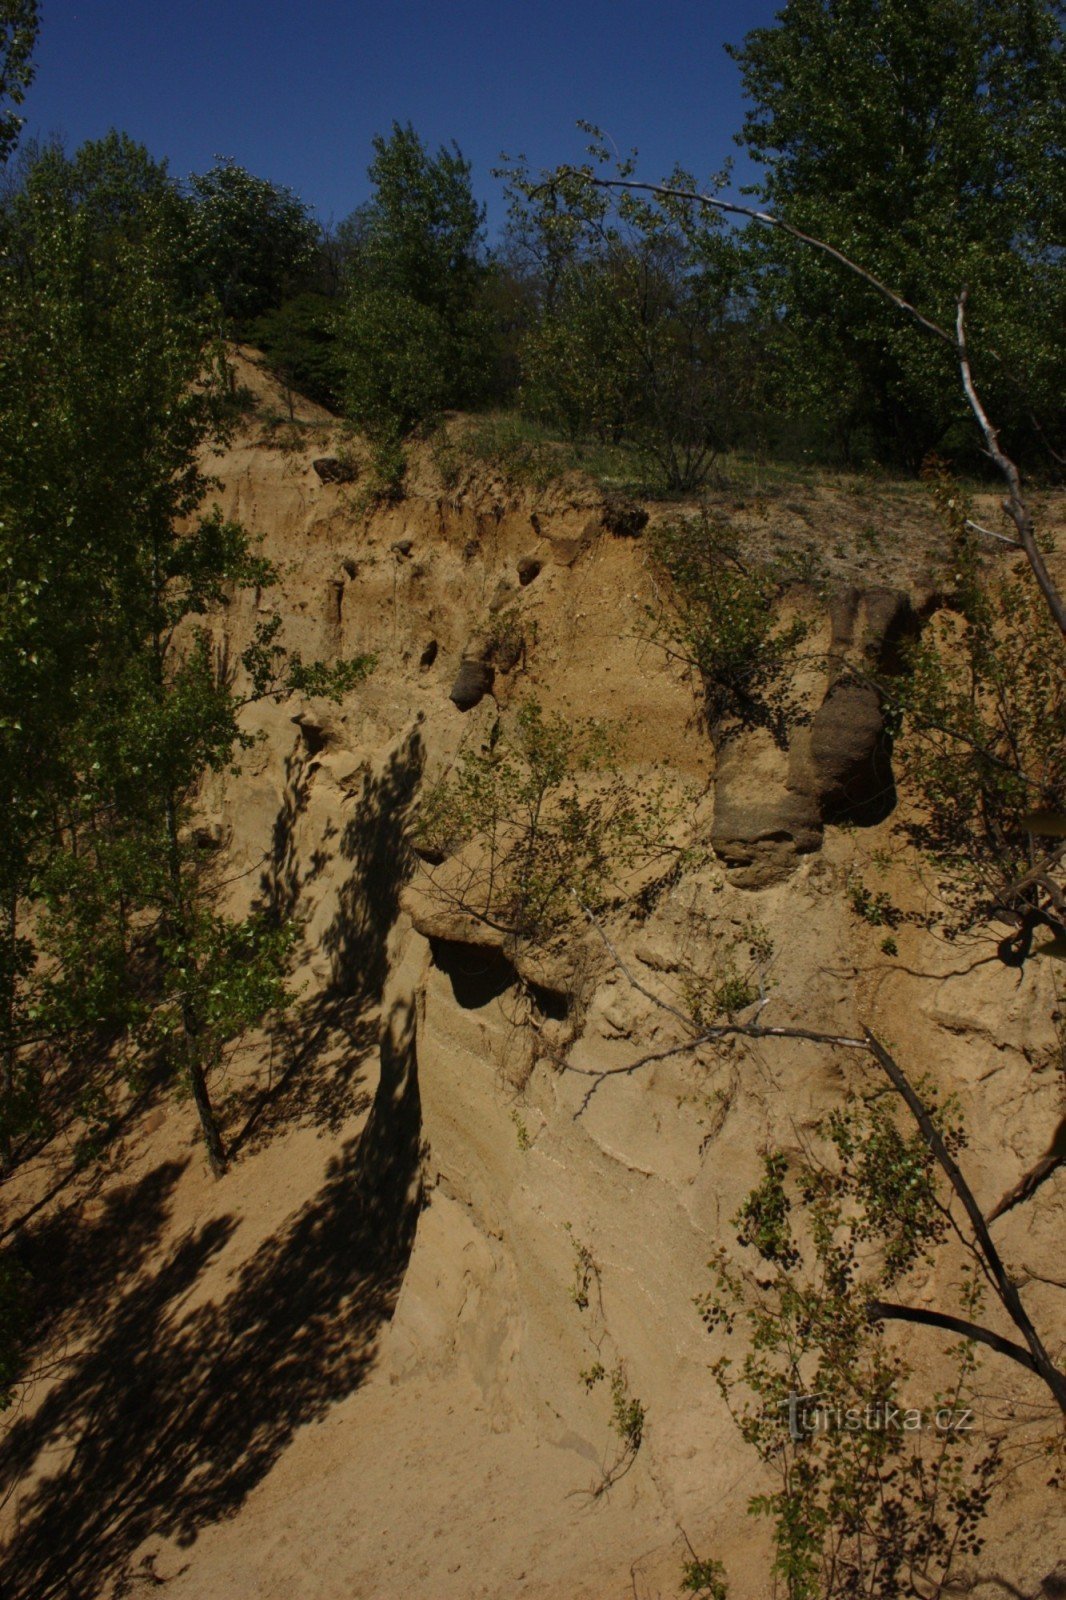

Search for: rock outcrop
xmin=711 ymin=584 xmax=915 ymax=884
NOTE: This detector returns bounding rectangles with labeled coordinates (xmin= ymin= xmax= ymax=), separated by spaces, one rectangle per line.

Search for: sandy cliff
xmin=2 ymin=354 xmax=1062 ymax=1600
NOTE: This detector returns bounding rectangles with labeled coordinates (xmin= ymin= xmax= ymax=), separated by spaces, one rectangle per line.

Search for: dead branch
xmin=955 ymin=293 xmax=1066 ymax=637
xmin=986 ymin=1115 xmax=1066 ymax=1225
xmin=565 ymin=172 xmax=952 ymax=344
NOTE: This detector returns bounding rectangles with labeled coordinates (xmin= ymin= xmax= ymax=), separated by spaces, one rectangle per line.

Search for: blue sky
xmin=21 ymin=0 xmax=780 ymax=233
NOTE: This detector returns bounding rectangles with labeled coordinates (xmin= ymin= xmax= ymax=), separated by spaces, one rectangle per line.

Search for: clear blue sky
xmin=21 ymin=0 xmax=780 ymax=234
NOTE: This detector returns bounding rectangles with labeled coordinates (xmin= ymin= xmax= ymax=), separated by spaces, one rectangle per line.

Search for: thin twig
xmin=574 ymin=894 xmax=699 ymax=1032
xmin=964 ymin=517 xmax=1021 ymax=550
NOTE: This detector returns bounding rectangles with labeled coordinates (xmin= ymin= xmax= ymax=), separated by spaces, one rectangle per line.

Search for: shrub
xmin=648 ymin=513 xmax=808 ymax=743
xmin=698 ymin=1093 xmax=1001 ymax=1599
xmin=415 ymin=698 xmax=682 ymax=943
xmin=891 ymin=465 xmax=1066 ymax=931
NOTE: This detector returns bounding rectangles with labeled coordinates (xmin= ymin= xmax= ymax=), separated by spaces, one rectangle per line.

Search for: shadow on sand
xmin=0 ymin=996 xmax=422 ymax=1600
xmin=0 ymin=724 xmax=428 ymax=1597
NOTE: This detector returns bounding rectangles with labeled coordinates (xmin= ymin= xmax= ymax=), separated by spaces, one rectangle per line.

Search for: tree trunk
xmin=185 ymin=1029 xmax=227 ymax=1178
xmin=0 ymin=891 xmax=19 ymax=1176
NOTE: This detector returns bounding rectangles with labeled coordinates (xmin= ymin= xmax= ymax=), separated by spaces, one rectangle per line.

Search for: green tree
xmin=416 ymin=698 xmax=683 ymax=945
xmin=44 ymin=513 xmax=370 ymax=1176
xmin=728 ymin=0 xmax=1065 ymax=464
xmin=699 ymin=1095 xmax=1004 ymax=1599
xmin=503 ymin=141 xmax=756 ymax=492
xmin=0 ymin=0 xmax=37 ymax=167
xmin=249 ymin=290 xmax=345 ymax=413
xmin=187 ymin=157 xmax=319 ymax=326
xmin=338 ymin=123 xmax=494 ymax=456
xmin=0 ymin=133 xmax=206 ymax=1165
xmin=648 ymin=513 xmax=809 ymax=741
xmin=888 ymin=465 xmax=1066 ymax=934
xmin=0 ymin=135 xmax=369 ymax=1178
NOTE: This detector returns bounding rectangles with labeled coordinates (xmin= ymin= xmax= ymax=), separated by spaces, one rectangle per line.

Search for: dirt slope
xmin=1 ymin=353 xmax=1063 ymax=1600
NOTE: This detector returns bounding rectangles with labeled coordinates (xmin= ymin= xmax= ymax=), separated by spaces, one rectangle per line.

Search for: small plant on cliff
xmin=697 ymin=1093 xmax=1003 ymax=1600
xmin=648 ymin=513 xmax=808 ymax=744
xmin=415 ymin=697 xmax=682 ymax=943
xmin=888 ymin=463 xmax=1066 ymax=940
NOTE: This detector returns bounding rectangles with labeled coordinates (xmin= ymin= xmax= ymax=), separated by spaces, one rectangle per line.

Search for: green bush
xmin=415 ymin=698 xmax=681 ymax=943
xmin=648 ymin=513 xmax=808 ymax=742
xmin=249 ymin=292 xmax=344 ymax=412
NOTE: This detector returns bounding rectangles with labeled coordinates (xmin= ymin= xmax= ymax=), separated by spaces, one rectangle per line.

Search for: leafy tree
xmin=0 ymin=133 xmax=207 ymax=1165
xmin=186 ymin=157 xmax=319 ymax=326
xmin=0 ymin=135 xmax=369 ymax=1178
xmin=728 ymin=0 xmax=1066 ymax=465
xmin=353 ymin=121 xmax=487 ymax=323
xmin=43 ymin=513 xmax=370 ymax=1175
xmin=248 ymin=290 xmax=345 ymax=413
xmin=888 ymin=464 xmax=1066 ymax=934
xmin=698 ymin=1094 xmax=1003 ymax=1599
xmin=3 ymin=129 xmax=183 ymax=252
xmin=503 ymin=140 xmax=757 ymax=492
xmin=648 ymin=513 xmax=808 ymax=741
xmin=338 ymin=123 xmax=494 ymax=454
xmin=0 ymin=0 xmax=37 ymax=167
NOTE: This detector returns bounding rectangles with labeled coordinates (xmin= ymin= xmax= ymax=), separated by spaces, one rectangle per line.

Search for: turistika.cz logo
xmin=781 ymin=1393 xmax=975 ymax=1442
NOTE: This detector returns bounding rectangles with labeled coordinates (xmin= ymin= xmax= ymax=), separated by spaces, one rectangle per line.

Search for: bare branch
xmin=574 ymin=894 xmax=704 ymax=1033
xmin=986 ymin=1114 xmax=1066 ymax=1224
xmin=955 ymin=294 xmax=1066 ymax=637
xmin=563 ymin=1017 xmax=869 ymax=1115
xmin=964 ymin=517 xmax=1021 ymax=550
xmin=863 ymin=1029 xmax=1066 ymax=1414
xmin=867 ymin=1300 xmax=1041 ymax=1380
xmin=569 ymin=172 xmax=953 ymax=345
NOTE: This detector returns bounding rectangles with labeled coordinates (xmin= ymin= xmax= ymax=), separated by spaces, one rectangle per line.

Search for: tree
xmin=249 ymin=290 xmax=345 ymax=413
xmin=888 ymin=464 xmax=1066 ymax=936
xmin=0 ymin=133 xmax=206 ymax=1166
xmin=503 ymin=141 xmax=757 ymax=492
xmin=698 ymin=1098 xmax=1003 ymax=1600
xmin=186 ymin=157 xmax=319 ymax=326
xmin=415 ymin=698 xmax=682 ymax=945
xmin=0 ymin=135 xmax=369 ymax=1179
xmin=647 ymin=512 xmax=809 ymax=740
xmin=0 ymin=0 xmax=37 ymax=167
xmin=727 ymin=0 xmax=1065 ymax=465
xmin=44 ymin=512 xmax=370 ymax=1176
xmin=338 ymin=123 xmax=494 ymax=455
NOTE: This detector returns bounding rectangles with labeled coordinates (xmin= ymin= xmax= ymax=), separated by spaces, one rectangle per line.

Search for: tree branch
xmin=863 ymin=1029 xmax=1066 ymax=1414
xmin=569 ymin=172 xmax=953 ymax=344
xmin=954 ymin=293 xmax=1066 ymax=637
xmin=573 ymin=173 xmax=1066 ymax=640
xmin=866 ymin=1300 xmax=1041 ymax=1379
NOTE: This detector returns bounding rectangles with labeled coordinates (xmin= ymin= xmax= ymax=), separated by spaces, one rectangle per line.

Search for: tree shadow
xmin=323 ymin=723 xmax=424 ymax=1004
xmin=259 ymin=743 xmax=338 ymax=928
xmin=231 ymin=724 xmax=425 ymax=1155
xmin=0 ymin=995 xmax=422 ymax=1600
xmin=6 ymin=1158 xmax=190 ymax=1383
